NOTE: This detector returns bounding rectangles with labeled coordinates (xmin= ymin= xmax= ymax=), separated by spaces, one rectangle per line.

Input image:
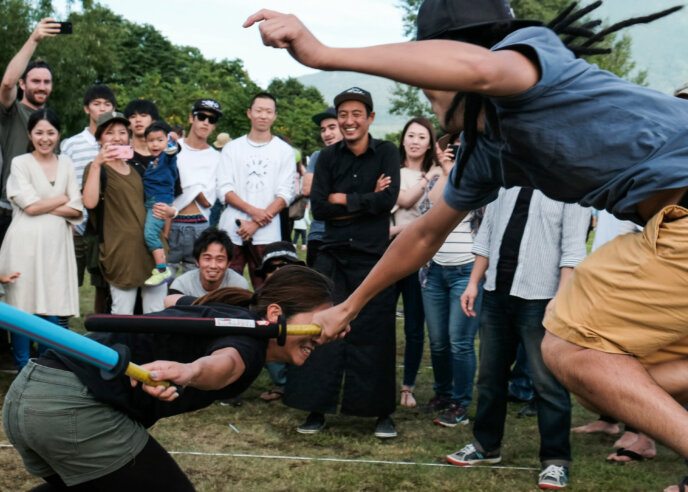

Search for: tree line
xmin=0 ymin=0 xmax=328 ymax=155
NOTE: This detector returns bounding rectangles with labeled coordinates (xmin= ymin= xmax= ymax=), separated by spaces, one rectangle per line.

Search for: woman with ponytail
xmin=3 ymin=265 xmax=333 ymax=491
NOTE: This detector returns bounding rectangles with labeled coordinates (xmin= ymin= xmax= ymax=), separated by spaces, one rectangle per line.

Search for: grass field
xmin=0 ymin=271 xmax=686 ymax=491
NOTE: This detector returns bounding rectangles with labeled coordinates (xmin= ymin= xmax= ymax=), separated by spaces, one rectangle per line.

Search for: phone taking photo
xmin=111 ymin=145 xmax=134 ymax=160
xmin=58 ymin=22 xmax=72 ymax=35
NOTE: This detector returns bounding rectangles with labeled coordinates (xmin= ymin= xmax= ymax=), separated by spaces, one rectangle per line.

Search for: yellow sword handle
xmin=283 ymin=324 xmax=322 ymax=336
xmin=125 ymin=362 xmax=171 ymax=388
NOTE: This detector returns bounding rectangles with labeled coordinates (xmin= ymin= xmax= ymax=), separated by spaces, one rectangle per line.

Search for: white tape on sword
xmin=0 ymin=443 xmax=539 ymax=471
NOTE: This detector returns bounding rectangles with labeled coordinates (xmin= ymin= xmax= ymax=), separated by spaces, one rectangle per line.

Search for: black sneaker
xmin=374 ymin=416 xmax=397 ymax=439
xmin=434 ymin=403 xmax=470 ymax=427
xmin=421 ymin=394 xmax=451 ymax=413
xmin=517 ymin=400 xmax=537 ymax=418
xmin=297 ymin=412 xmax=326 ymax=434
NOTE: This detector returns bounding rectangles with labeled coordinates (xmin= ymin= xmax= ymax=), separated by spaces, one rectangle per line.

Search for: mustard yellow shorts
xmin=544 ymin=205 xmax=688 ymax=367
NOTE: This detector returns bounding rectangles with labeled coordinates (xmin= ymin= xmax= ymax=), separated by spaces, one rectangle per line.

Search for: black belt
xmin=35 ymin=356 xmax=71 ymax=372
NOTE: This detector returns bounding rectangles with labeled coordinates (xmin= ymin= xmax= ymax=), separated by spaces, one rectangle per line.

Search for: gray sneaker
xmin=297 ymin=412 xmax=325 ymax=434
xmin=434 ymin=403 xmax=469 ymax=427
xmin=446 ymin=443 xmax=502 ymax=466
xmin=374 ymin=416 xmax=397 ymax=438
xmin=538 ymin=464 xmax=568 ymax=489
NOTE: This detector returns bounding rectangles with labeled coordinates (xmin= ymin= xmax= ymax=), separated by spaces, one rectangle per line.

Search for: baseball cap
xmin=192 ymin=98 xmax=223 ymax=117
xmin=255 ymin=241 xmax=305 ymax=277
xmin=95 ymin=111 xmax=130 ymax=140
xmin=312 ymin=107 xmax=337 ymax=126
xmin=334 ymin=87 xmax=373 ymax=111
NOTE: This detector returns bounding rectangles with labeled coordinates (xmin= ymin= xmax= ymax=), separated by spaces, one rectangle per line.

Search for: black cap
xmin=192 ymin=98 xmax=223 ymax=117
xmin=312 ymin=107 xmax=337 ymax=126
xmin=417 ymin=0 xmax=541 ymax=45
xmin=255 ymin=241 xmax=305 ymax=277
xmin=334 ymin=87 xmax=373 ymax=111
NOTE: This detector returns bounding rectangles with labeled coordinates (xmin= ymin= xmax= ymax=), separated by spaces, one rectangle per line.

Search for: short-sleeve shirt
xmin=0 ymin=102 xmax=34 ymax=206
xmin=306 ymin=150 xmax=325 ymax=241
xmin=443 ymin=27 xmax=688 ymax=225
xmin=169 ymin=268 xmax=249 ymax=296
xmin=46 ymin=303 xmax=267 ymax=428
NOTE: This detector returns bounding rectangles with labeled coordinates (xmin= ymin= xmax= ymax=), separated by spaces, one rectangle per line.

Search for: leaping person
xmin=246 ymin=1 xmax=688 ymax=490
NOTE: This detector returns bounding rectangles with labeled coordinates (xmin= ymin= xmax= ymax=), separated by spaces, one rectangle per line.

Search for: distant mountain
xmin=298 ymin=1 xmax=688 ymax=137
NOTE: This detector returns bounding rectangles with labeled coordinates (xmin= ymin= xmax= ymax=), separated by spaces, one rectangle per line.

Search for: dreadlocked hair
xmin=450 ymin=1 xmax=683 ymax=188
xmin=193 ymin=265 xmax=333 ymax=320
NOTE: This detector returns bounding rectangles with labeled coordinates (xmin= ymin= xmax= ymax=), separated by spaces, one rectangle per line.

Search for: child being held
xmin=142 ymin=121 xmax=180 ymax=286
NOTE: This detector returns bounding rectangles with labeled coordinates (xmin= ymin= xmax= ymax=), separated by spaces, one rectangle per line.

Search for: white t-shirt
xmin=217 ymin=135 xmax=295 ymax=245
xmin=172 ymin=138 xmax=220 ymax=220
xmin=392 ymin=167 xmax=424 ymax=228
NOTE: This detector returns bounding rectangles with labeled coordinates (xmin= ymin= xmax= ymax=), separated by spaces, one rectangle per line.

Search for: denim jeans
xmin=143 ymin=197 xmax=166 ymax=252
xmin=396 ymin=270 xmax=425 ymax=387
xmin=472 ymin=290 xmax=571 ymax=467
xmin=508 ymin=342 xmax=534 ymax=402
xmin=266 ymin=361 xmax=287 ymax=388
xmin=167 ymin=219 xmax=209 ymax=276
xmin=421 ymin=261 xmax=481 ymax=407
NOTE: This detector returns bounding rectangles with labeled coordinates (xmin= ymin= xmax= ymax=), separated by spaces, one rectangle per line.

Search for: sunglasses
xmin=263 ymin=260 xmax=290 ymax=275
xmin=194 ymin=112 xmax=219 ymax=124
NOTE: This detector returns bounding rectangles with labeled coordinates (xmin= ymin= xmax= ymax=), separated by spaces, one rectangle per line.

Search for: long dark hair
xmin=447 ymin=1 xmax=682 ymax=188
xmin=398 ymin=117 xmax=438 ymax=173
xmin=26 ymin=108 xmax=61 ymax=153
xmin=193 ymin=265 xmax=333 ymax=320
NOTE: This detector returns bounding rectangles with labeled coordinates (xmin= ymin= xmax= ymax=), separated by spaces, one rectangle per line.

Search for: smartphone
xmin=58 ymin=22 xmax=72 ymax=35
xmin=448 ymin=144 xmax=460 ymax=156
xmin=111 ymin=145 xmax=134 ymax=160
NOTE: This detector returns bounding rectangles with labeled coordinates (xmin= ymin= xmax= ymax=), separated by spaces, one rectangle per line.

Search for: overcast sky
xmin=53 ymin=0 xmax=405 ymax=87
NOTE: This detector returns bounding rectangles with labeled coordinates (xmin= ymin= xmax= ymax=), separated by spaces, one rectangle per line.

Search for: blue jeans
xmin=396 ymin=270 xmax=425 ymax=387
xmin=266 ymin=361 xmax=287 ymax=388
xmin=508 ymin=342 xmax=534 ymax=402
xmin=144 ymin=197 xmax=166 ymax=252
xmin=472 ymin=290 xmax=571 ymax=467
xmin=421 ymin=261 xmax=481 ymax=407
xmin=11 ymin=315 xmax=62 ymax=370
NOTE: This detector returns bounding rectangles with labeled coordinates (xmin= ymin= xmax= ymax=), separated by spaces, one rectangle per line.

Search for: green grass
xmin=1 ymin=274 xmax=686 ymax=491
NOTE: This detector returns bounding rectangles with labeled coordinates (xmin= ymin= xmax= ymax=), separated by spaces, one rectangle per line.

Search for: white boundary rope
xmin=0 ymin=443 xmax=539 ymax=471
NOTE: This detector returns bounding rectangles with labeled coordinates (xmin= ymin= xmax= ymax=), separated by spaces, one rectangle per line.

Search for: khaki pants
xmin=545 ymin=205 xmax=688 ymax=367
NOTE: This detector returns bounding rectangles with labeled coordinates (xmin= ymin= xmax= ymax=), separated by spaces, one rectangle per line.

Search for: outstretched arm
xmin=313 ymin=198 xmax=466 ymax=342
xmin=244 ymin=10 xmax=539 ymax=95
xmin=0 ymin=18 xmax=60 ymax=109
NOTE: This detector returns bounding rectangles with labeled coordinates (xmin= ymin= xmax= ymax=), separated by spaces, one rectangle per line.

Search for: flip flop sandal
xmin=400 ymin=388 xmax=416 ymax=408
xmin=606 ymin=448 xmax=646 ymax=464
xmin=260 ymin=388 xmax=285 ymax=402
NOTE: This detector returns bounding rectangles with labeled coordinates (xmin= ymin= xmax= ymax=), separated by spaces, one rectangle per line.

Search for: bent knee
xmin=541 ymin=331 xmax=581 ymax=378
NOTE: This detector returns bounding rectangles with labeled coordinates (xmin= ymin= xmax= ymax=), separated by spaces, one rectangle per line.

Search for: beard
xmin=24 ymin=88 xmax=49 ymax=108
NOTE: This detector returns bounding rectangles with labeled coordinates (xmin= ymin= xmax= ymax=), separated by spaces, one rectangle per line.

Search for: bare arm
xmin=302 ymin=172 xmax=314 ymax=196
xmin=313 ymin=198 xmax=467 ymax=341
xmin=131 ymin=347 xmax=247 ymax=401
xmin=0 ymin=18 xmax=60 ymax=109
xmin=244 ymin=10 xmax=539 ymax=95
xmin=24 ymin=195 xmax=69 ymax=216
xmin=460 ymin=254 xmax=489 ymax=316
xmin=50 ymin=204 xmax=81 ymax=218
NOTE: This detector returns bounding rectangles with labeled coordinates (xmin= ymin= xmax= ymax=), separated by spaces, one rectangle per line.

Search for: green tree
xmin=267 ymin=77 xmax=327 ymax=156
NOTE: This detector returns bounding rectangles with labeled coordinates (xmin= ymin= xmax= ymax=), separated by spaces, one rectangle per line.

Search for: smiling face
xmin=146 ymin=130 xmax=168 ymax=156
xmin=247 ymin=97 xmax=277 ymax=133
xmin=29 ymin=119 xmax=59 ymax=157
xmin=20 ymin=67 xmax=52 ymax=109
xmin=98 ymin=122 xmax=129 ymax=146
xmin=319 ymin=117 xmax=343 ymax=147
xmin=197 ymin=242 xmax=229 ymax=285
xmin=265 ymin=303 xmax=332 ymax=366
xmin=402 ymin=122 xmax=432 ymax=161
xmin=337 ymin=100 xmax=374 ymax=146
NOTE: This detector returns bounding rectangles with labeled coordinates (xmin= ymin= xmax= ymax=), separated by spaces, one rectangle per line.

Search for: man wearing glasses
xmin=217 ymin=92 xmax=295 ymax=288
xmin=168 ymin=99 xmax=223 ymax=275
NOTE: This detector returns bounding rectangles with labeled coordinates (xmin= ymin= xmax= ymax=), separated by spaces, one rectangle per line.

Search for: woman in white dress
xmin=0 ymin=108 xmax=83 ymax=370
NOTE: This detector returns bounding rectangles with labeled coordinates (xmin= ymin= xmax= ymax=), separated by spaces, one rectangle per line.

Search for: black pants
xmin=31 ymin=436 xmax=195 ymax=491
xmin=284 ymin=248 xmax=397 ymax=417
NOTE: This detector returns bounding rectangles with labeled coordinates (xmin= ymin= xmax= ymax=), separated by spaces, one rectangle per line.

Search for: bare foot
xmin=607 ymin=433 xmax=656 ymax=463
xmin=572 ymin=419 xmax=620 ymax=435
xmin=614 ymin=430 xmax=638 ymax=449
xmin=400 ymin=386 xmax=416 ymax=408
